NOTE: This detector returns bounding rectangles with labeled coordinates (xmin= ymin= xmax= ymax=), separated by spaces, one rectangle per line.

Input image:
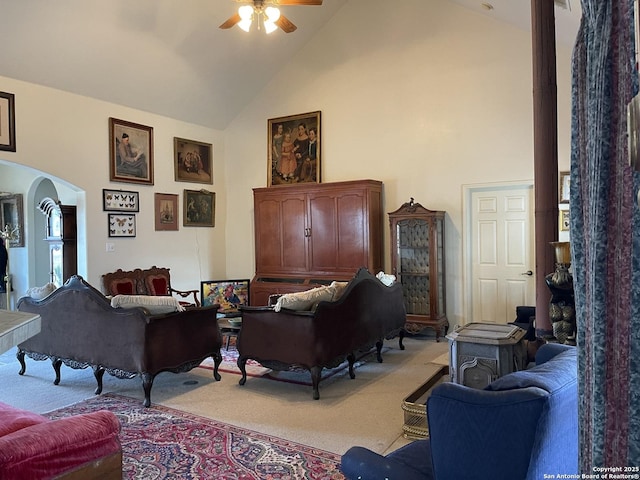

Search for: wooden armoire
xmin=250 ymin=180 xmax=383 ymax=305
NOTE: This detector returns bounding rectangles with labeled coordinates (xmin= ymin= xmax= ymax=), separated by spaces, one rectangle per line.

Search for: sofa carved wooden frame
xmin=102 ymin=265 xmax=200 ymax=307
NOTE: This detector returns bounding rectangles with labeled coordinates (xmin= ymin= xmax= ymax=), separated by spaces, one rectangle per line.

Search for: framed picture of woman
xmin=109 ymin=117 xmax=154 ymax=185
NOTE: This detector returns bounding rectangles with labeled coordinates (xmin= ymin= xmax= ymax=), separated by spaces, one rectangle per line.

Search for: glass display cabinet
xmin=389 ymin=198 xmax=448 ymax=340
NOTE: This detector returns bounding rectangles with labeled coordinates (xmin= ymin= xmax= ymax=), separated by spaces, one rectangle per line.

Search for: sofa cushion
xmin=24 ymin=283 xmax=57 ymax=300
xmin=485 ymin=348 xmax=577 ymax=393
xmin=274 ymin=285 xmax=335 ymax=312
xmin=111 ymin=294 xmax=184 ymax=314
xmin=0 ymin=402 xmax=48 ymax=437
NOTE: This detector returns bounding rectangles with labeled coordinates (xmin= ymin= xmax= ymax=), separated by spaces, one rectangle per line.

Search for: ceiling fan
xmin=219 ymin=0 xmax=323 ymax=34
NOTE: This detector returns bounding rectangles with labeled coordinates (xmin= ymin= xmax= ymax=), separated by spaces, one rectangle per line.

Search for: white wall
xmin=0 ymin=0 xmax=574 ymax=329
xmin=0 ymin=76 xmax=227 ymax=294
xmin=224 ymin=0 xmax=575 ymax=328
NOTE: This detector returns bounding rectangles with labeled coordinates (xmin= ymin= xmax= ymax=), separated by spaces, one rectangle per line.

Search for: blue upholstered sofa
xmin=340 ymin=343 xmax=577 ymax=480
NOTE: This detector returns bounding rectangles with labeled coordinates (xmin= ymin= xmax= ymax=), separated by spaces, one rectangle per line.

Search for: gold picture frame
xmin=109 ymin=117 xmax=154 ymax=185
xmin=184 ymin=189 xmax=215 ymax=227
xmin=267 ymin=111 xmax=320 ymax=187
xmin=173 ymin=137 xmax=213 ymax=184
xmin=559 ymin=209 xmax=570 ymax=232
xmin=559 ymin=171 xmax=570 ymax=203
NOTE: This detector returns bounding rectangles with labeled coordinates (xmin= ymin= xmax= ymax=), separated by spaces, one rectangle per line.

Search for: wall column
xmin=531 ymin=0 xmax=558 ymax=334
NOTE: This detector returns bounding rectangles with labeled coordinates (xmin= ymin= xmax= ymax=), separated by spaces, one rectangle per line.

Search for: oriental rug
xmin=46 ymin=393 xmax=345 ymax=480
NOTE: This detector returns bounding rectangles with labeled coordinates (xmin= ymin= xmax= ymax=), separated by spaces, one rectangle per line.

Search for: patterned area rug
xmin=46 ymin=393 xmax=345 ymax=480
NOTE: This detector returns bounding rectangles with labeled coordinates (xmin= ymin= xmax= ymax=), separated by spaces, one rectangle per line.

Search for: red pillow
xmin=112 ymin=279 xmax=134 ymax=295
xmin=146 ymin=275 xmax=168 ymax=296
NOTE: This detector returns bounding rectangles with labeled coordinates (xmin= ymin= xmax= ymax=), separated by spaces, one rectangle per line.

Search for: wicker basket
xmin=402 ymin=365 xmax=449 ymax=439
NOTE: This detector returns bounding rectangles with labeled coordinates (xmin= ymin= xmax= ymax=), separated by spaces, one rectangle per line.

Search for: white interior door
xmin=466 ymin=183 xmax=535 ymax=324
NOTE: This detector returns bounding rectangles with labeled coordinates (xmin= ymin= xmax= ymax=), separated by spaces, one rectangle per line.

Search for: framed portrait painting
xmin=0 ymin=92 xmax=16 ymax=152
xmin=154 ymin=193 xmax=179 ymax=231
xmin=174 ymin=137 xmax=213 ymax=184
xmin=109 ymin=117 xmax=154 ymax=185
xmin=183 ymin=189 xmax=215 ymax=227
xmin=268 ymin=111 xmax=320 ymax=187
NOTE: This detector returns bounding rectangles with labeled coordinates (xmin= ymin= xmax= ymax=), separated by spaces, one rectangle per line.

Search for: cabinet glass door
xmin=396 ymin=219 xmax=430 ymax=315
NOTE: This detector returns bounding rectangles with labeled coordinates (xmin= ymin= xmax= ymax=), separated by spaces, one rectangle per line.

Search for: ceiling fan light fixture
xmin=265 ymin=6 xmax=281 ymax=22
xmin=264 ymin=20 xmax=278 ymax=34
xmin=238 ymin=18 xmax=253 ymax=32
xmin=238 ymin=5 xmax=254 ymax=20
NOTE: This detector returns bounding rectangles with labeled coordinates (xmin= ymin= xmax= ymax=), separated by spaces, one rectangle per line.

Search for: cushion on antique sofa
xmin=273 ymin=281 xmax=348 ymax=312
xmin=110 ymin=294 xmax=185 ymax=314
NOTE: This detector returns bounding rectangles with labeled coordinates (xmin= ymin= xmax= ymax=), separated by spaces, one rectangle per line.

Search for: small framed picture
xmin=268 ymin=111 xmax=320 ymax=187
xmin=174 ymin=137 xmax=213 ymax=184
xmin=109 ymin=117 xmax=154 ymax=185
xmin=559 ymin=171 xmax=570 ymax=203
xmin=108 ymin=213 xmax=136 ymax=237
xmin=102 ymin=189 xmax=139 ymax=212
xmin=200 ymin=279 xmax=250 ymax=313
xmin=184 ymin=189 xmax=215 ymax=227
xmin=0 ymin=91 xmax=16 ymax=152
xmin=559 ymin=209 xmax=570 ymax=231
xmin=154 ymin=193 xmax=178 ymax=231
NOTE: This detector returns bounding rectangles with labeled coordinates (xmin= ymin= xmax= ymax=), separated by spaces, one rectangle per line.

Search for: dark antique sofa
xmin=238 ymin=268 xmax=406 ymax=399
xmin=340 ymin=343 xmax=578 ymax=480
xmin=17 ymin=275 xmax=222 ymax=407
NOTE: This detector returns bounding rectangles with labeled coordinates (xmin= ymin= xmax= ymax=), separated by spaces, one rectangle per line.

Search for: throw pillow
xmin=25 ymin=283 xmax=57 ymax=300
xmin=110 ymin=294 xmax=184 ymax=314
xmin=330 ymin=281 xmax=349 ymax=301
xmin=274 ymin=285 xmax=335 ymax=312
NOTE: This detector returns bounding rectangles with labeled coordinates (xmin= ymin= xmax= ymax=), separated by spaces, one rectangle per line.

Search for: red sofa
xmin=0 ymin=401 xmax=122 ymax=479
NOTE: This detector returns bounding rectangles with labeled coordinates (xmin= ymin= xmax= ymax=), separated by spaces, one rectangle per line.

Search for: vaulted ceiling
xmin=0 ymin=0 xmax=580 ymax=130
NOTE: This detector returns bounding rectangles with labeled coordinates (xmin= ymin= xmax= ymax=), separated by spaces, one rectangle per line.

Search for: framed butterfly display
xmin=108 ymin=213 xmax=136 ymax=237
xmin=103 ymin=189 xmax=139 ymax=212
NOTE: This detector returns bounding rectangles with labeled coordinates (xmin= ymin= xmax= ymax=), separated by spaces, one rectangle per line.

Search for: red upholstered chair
xmin=143 ymin=266 xmax=200 ymax=307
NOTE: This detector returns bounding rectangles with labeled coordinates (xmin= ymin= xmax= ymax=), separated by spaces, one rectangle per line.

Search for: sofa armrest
xmin=341 ymin=445 xmax=431 ymax=480
xmin=535 ymin=343 xmax=575 ymax=365
xmin=169 ymin=287 xmax=200 ymax=307
xmin=0 ymin=411 xmax=121 ymax=479
xmin=426 ymin=382 xmax=547 ymax=480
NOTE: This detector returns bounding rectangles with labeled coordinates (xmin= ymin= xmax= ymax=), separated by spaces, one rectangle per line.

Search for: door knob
xmin=521 ymin=270 xmax=533 ymax=276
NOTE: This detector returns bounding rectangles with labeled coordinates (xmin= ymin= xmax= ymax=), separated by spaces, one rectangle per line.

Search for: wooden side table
xmin=0 ymin=310 xmax=41 ymax=355
xmin=218 ymin=317 xmax=241 ymax=350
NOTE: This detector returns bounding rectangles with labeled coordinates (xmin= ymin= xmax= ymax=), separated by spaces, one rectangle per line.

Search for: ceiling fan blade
xmin=275 ymin=14 xmax=297 ymax=33
xmin=274 ymin=0 xmax=323 ymax=5
xmin=219 ymin=12 xmax=241 ymax=29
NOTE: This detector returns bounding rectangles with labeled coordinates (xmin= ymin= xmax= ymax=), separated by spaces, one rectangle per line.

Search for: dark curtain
xmin=571 ymin=0 xmax=640 ymax=469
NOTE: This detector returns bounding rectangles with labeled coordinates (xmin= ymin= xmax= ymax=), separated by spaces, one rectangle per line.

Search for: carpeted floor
xmin=0 ymin=333 xmax=448 ymax=468
xmin=46 ymin=393 xmax=345 ymax=479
